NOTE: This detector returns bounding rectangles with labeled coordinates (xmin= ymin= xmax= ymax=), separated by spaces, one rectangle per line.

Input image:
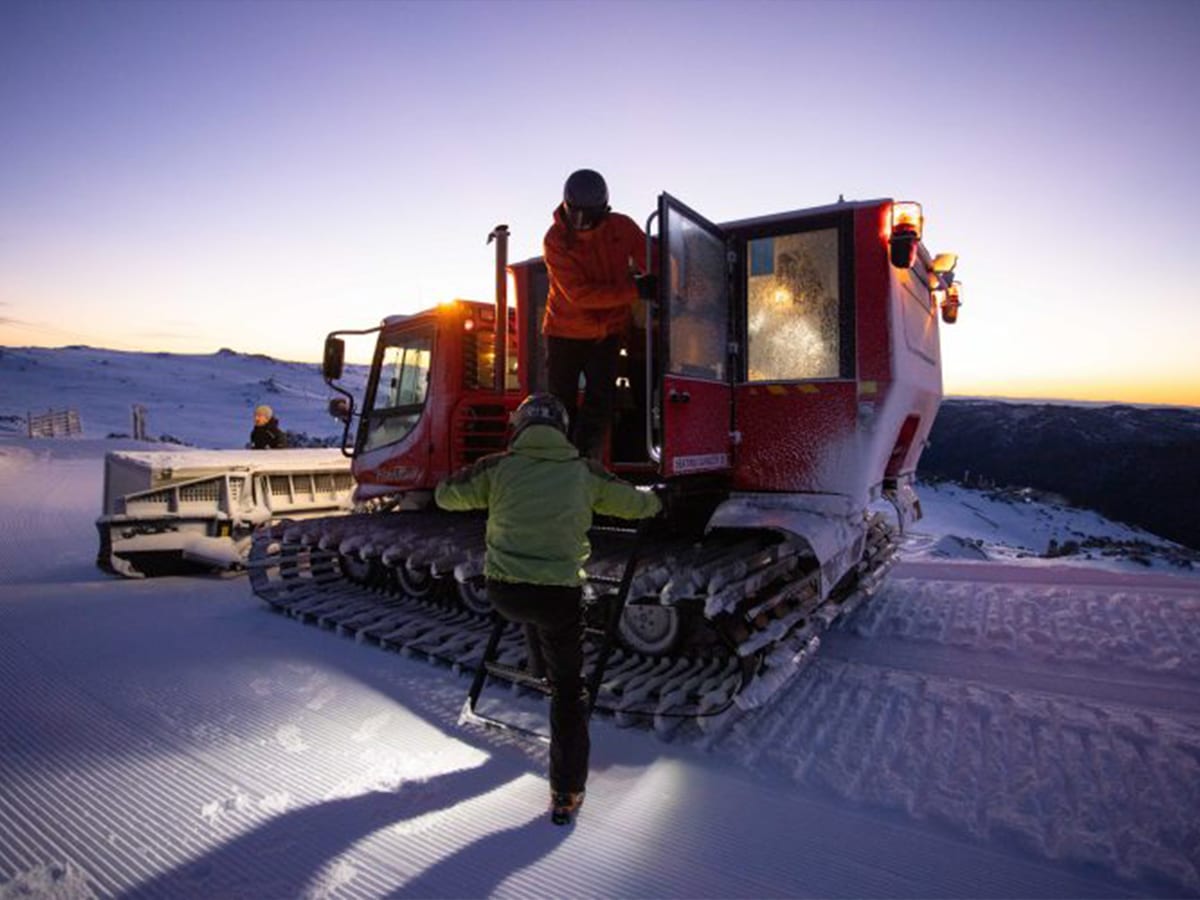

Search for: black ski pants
xmin=546 ymin=334 xmax=620 ymax=461
xmin=486 ymin=579 xmax=590 ymax=795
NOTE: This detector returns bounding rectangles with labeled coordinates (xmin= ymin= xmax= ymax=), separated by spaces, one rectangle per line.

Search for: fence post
xmin=132 ymin=404 xmax=147 ymax=441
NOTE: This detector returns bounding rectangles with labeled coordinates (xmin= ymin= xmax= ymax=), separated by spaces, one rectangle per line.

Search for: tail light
xmin=889 ymin=202 xmax=923 ymax=269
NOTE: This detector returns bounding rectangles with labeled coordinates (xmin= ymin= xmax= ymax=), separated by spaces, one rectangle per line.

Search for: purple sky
xmin=2 ymin=0 xmax=1198 ymax=404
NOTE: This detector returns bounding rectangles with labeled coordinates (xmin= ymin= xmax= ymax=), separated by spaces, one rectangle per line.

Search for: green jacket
xmin=434 ymin=424 xmax=661 ymax=586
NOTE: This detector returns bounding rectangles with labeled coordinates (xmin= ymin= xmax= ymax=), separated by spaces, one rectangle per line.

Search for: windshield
xmin=362 ymin=328 xmax=433 ymax=453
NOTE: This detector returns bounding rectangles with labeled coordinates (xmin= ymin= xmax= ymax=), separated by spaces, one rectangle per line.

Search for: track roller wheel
xmin=338 ymin=553 xmax=374 ymax=584
xmin=456 ymin=577 xmax=493 ymax=615
xmin=618 ymin=602 xmax=681 ymax=656
xmin=396 ymin=562 xmax=435 ymax=598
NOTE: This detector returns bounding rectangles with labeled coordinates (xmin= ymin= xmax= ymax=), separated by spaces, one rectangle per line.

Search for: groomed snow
xmin=1 ymin=346 xmax=1198 ymax=897
xmin=2 ymin=435 xmax=1198 ymax=899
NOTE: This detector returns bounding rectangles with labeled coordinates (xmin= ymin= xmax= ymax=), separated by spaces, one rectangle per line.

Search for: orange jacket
xmin=542 ymin=207 xmax=649 ymax=341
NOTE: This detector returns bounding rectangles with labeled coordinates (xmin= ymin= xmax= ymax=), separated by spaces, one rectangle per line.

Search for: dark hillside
xmin=922 ymin=400 xmax=1200 ymax=549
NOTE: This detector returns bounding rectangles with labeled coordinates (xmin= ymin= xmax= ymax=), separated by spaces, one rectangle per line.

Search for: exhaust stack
xmin=488 ymin=224 xmax=509 ymax=394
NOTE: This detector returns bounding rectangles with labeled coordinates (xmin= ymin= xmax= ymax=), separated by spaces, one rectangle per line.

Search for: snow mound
xmin=926 ymin=533 xmax=989 ymax=560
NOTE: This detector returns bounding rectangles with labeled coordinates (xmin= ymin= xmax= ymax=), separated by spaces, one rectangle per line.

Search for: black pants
xmin=547 ymin=334 xmax=620 ymax=460
xmin=486 ymin=579 xmax=589 ymax=794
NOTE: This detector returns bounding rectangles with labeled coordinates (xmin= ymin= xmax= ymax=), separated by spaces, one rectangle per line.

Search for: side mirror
xmin=931 ymin=252 xmax=958 ymax=274
xmin=328 ymin=396 xmax=351 ymax=423
xmin=931 ymin=253 xmax=958 ymax=285
xmin=323 ymin=336 xmax=345 ymax=381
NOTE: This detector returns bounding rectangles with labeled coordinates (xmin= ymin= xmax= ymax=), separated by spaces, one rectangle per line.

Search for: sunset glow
xmin=1 ymin=0 xmax=1197 ymax=407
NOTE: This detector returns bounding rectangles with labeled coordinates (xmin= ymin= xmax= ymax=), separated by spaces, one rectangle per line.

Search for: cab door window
xmin=746 ymin=228 xmax=841 ymax=381
xmin=665 ymin=208 xmax=728 ymax=381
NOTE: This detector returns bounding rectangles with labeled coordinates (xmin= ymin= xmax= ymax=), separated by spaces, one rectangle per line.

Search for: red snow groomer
xmin=250 ymin=193 xmax=961 ymax=732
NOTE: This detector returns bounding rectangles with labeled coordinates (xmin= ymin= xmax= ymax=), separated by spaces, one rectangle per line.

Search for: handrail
xmin=643 ymin=209 xmax=661 ymax=465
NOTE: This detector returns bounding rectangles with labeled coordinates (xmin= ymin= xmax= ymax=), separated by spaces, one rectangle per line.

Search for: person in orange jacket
xmin=542 ymin=169 xmax=656 ymax=460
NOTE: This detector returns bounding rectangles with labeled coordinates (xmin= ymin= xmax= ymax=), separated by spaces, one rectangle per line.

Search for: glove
xmin=634 ymin=273 xmax=658 ymax=301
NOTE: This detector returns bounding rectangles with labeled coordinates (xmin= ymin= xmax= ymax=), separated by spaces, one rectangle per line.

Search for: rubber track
xmin=248 ymin=513 xmax=897 ymax=734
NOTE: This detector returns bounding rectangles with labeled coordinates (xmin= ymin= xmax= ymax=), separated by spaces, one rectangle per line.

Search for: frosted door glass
xmin=746 ymin=228 xmax=840 ymax=381
xmin=666 ymin=209 xmax=728 ymax=381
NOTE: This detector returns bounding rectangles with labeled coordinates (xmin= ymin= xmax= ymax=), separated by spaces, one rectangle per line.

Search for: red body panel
xmin=733 ymin=382 xmax=857 ymax=492
xmin=855 ymin=205 xmax=892 ymax=385
xmin=352 ymin=415 xmax=435 ymax=497
xmin=662 ymin=375 xmax=732 ymax=476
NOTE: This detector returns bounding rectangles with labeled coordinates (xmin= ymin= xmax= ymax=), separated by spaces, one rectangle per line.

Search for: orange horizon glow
xmin=947 ymin=376 xmax=1200 ymax=409
xmin=2 ymin=326 xmax=1195 ymax=410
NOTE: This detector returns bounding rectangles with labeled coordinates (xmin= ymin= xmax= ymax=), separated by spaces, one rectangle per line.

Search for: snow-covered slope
xmin=0 ymin=345 xmax=365 ymax=448
xmin=903 ymin=480 xmax=1196 ymax=575
xmin=1 ymin=434 xmax=1198 ymax=898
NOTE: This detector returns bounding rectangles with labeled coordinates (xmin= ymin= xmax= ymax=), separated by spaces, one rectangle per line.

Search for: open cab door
xmin=650 ymin=193 xmax=735 ymax=478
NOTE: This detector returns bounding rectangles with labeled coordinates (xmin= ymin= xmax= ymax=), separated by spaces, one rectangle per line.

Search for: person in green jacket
xmin=435 ymin=392 xmax=661 ymax=824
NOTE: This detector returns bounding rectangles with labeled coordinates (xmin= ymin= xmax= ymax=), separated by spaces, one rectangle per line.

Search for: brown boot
xmin=550 ymin=790 xmax=585 ymax=825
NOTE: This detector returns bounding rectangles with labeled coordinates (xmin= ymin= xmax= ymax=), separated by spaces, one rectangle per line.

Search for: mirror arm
xmin=322 ymin=324 xmax=382 ymax=458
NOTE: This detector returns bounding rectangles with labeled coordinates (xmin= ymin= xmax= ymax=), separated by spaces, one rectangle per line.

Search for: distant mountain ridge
xmin=922 ymin=399 xmax=1200 ymax=550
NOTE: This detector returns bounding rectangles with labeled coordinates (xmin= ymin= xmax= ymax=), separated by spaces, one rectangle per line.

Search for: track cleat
xmin=550 ymin=790 xmax=585 ymax=826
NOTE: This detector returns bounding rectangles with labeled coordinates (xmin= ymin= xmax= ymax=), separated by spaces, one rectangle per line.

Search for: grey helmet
xmin=562 ymin=169 xmax=610 ymax=230
xmin=510 ymin=392 xmax=569 ymax=438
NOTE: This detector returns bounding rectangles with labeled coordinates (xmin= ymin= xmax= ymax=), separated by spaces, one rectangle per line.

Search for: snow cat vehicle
xmin=97 ymin=448 xmax=354 ymax=577
xmin=249 ymin=193 xmax=961 ymax=732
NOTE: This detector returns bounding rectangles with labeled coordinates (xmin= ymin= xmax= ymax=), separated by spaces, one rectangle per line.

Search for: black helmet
xmin=511 ymin=392 xmax=569 ymax=438
xmin=562 ymin=168 xmax=610 ymax=231
xmin=564 ymin=169 xmax=608 ymax=208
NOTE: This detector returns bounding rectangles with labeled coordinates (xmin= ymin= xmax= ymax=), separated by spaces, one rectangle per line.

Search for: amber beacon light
xmin=888 ymin=201 xmax=923 ymax=269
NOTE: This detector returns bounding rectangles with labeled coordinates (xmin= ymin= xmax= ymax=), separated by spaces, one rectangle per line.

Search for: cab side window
xmin=746 ymin=228 xmax=840 ymax=381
